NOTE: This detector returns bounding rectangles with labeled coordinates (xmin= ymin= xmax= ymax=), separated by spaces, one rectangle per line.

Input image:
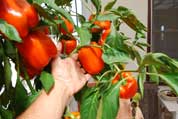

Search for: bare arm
xmin=17 ymin=44 xmax=91 ymax=119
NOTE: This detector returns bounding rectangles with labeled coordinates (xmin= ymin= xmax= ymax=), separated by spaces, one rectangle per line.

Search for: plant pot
xmin=159 ymin=89 xmax=178 ymax=101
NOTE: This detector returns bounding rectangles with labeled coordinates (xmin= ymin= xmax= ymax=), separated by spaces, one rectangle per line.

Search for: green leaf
xmin=4 ymin=40 xmax=16 ymax=60
xmin=148 ymin=65 xmax=159 ymax=84
xmin=103 ymin=47 xmax=130 ymax=64
xmin=96 ymin=13 xmax=119 ymax=22
xmin=159 ymin=73 xmax=178 ymax=95
xmin=100 ymin=82 xmax=120 ymax=119
xmin=104 ymin=0 xmax=117 ymax=11
xmin=34 ymin=0 xmax=74 ymax=24
xmin=140 ymin=53 xmax=178 ymax=73
xmin=80 ymin=87 xmax=100 ymax=119
xmin=15 ymin=91 xmax=40 ymax=116
xmin=106 ymin=25 xmax=128 ymax=51
xmin=0 ymin=107 xmax=13 ymax=119
xmin=133 ymin=48 xmax=142 ymax=65
xmin=33 ymin=4 xmax=56 ymax=23
xmin=76 ymin=27 xmax=91 ymax=46
xmin=0 ymin=19 xmax=22 ymax=42
xmin=0 ymin=40 xmax=4 ymax=62
xmin=0 ymin=91 xmax=10 ymax=106
xmin=0 ymin=63 xmax=4 ymax=91
xmin=111 ymin=6 xmax=146 ymax=38
xmin=91 ymin=0 xmax=101 ymax=13
xmin=77 ymin=14 xmax=86 ymax=24
xmin=138 ymin=71 xmax=146 ymax=97
xmin=14 ymin=78 xmax=28 ymax=115
xmin=39 ymin=71 xmax=55 ymax=93
xmin=4 ymin=56 xmax=12 ymax=91
xmin=55 ymin=0 xmax=72 ymax=7
xmin=135 ymin=41 xmax=149 ymax=51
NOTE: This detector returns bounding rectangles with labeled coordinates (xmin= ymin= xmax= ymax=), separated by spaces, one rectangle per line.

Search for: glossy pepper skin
xmin=61 ymin=38 xmax=77 ymax=55
xmin=112 ymin=72 xmax=138 ymax=99
xmin=58 ymin=17 xmax=74 ymax=35
xmin=16 ymin=30 xmax=57 ymax=76
xmin=0 ymin=0 xmax=39 ymax=37
xmin=89 ymin=15 xmax=111 ymax=45
xmin=15 ymin=0 xmax=39 ymax=28
xmin=78 ymin=42 xmax=104 ymax=75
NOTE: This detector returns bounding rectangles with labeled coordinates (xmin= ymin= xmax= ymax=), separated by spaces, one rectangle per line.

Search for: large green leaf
xmin=91 ymin=0 xmax=101 ymax=13
xmin=14 ymin=78 xmax=28 ymax=115
xmin=34 ymin=0 xmax=74 ymax=25
xmin=111 ymin=6 xmax=146 ymax=39
xmin=0 ymin=19 xmax=22 ymax=42
xmin=0 ymin=40 xmax=4 ymax=62
xmin=138 ymin=70 xmax=146 ymax=97
xmin=148 ymin=65 xmax=159 ymax=84
xmin=96 ymin=13 xmax=119 ymax=22
xmin=80 ymin=87 xmax=100 ymax=119
xmin=0 ymin=90 xmax=10 ymax=107
xmin=104 ymin=0 xmax=117 ymax=11
xmin=140 ymin=53 xmax=178 ymax=73
xmin=106 ymin=25 xmax=128 ymax=52
xmin=4 ymin=56 xmax=12 ymax=91
xmin=76 ymin=27 xmax=91 ymax=46
xmin=14 ymin=78 xmax=40 ymax=116
xmin=4 ymin=40 xmax=16 ymax=61
xmin=39 ymin=71 xmax=55 ymax=93
xmin=159 ymin=73 xmax=178 ymax=95
xmin=0 ymin=107 xmax=13 ymax=119
xmin=102 ymin=47 xmax=130 ymax=64
xmin=33 ymin=4 xmax=56 ymax=23
xmin=0 ymin=41 xmax=4 ymax=91
xmin=55 ymin=0 xmax=72 ymax=7
xmin=0 ymin=63 xmax=4 ymax=91
xmin=99 ymin=82 xmax=120 ymax=119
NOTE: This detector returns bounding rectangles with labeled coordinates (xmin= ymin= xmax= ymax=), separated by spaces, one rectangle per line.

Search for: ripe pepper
xmin=15 ymin=0 xmax=39 ymax=28
xmin=89 ymin=15 xmax=111 ymax=45
xmin=78 ymin=42 xmax=104 ymax=75
xmin=65 ymin=112 xmax=80 ymax=119
xmin=112 ymin=72 xmax=138 ymax=99
xmin=16 ymin=30 xmax=57 ymax=77
xmin=61 ymin=35 xmax=77 ymax=55
xmin=0 ymin=0 xmax=39 ymax=37
xmin=98 ymin=28 xmax=111 ymax=45
xmin=58 ymin=17 xmax=74 ymax=35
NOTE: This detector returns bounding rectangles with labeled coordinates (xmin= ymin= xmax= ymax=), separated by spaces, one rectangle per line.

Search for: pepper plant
xmin=0 ymin=0 xmax=178 ymax=119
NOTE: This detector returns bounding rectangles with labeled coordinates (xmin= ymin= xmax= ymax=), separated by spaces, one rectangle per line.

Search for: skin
xmin=17 ymin=43 xmax=143 ymax=119
xmin=17 ymin=43 xmax=91 ymax=119
xmin=117 ymin=99 xmax=144 ymax=119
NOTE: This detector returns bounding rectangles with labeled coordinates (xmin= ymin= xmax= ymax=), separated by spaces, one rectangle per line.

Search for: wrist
xmin=54 ymin=79 xmax=73 ymax=98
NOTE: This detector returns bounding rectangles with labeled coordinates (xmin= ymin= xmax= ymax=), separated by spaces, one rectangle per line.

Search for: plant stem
xmin=99 ymin=70 xmax=114 ymax=81
xmin=23 ymin=68 xmax=36 ymax=94
xmin=114 ymin=64 xmax=121 ymax=73
xmin=26 ymin=79 xmax=35 ymax=94
xmin=146 ymin=72 xmax=159 ymax=76
xmin=121 ymin=69 xmax=139 ymax=73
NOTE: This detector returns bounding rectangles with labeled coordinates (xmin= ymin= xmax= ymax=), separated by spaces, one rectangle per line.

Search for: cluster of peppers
xmin=61 ymin=15 xmax=137 ymax=99
xmin=0 ymin=0 xmax=137 ymax=99
xmin=0 ymin=0 xmax=57 ymax=78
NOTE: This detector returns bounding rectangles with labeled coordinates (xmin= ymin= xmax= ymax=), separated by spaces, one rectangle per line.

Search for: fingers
xmin=79 ymin=74 xmax=91 ymax=88
xmin=85 ymin=74 xmax=92 ymax=81
xmin=71 ymin=53 xmax=78 ymax=61
xmin=52 ymin=42 xmax=63 ymax=62
xmin=56 ymin=42 xmax=62 ymax=56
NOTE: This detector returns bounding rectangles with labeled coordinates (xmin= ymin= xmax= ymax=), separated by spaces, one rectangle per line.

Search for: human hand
xmin=51 ymin=43 xmax=91 ymax=96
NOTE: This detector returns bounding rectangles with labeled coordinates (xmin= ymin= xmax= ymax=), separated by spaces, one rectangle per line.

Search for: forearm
xmin=17 ymin=81 xmax=71 ymax=119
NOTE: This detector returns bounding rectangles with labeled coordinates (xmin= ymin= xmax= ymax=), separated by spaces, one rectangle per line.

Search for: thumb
xmin=56 ymin=42 xmax=62 ymax=56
